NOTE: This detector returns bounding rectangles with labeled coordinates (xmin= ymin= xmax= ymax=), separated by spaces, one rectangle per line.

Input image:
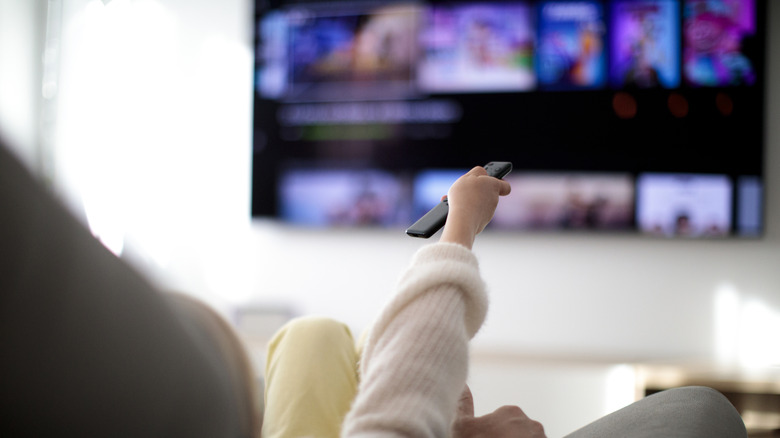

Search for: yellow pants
xmin=261 ymin=317 xmax=361 ymax=438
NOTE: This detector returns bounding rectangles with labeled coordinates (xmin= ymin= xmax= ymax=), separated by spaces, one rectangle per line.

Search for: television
xmin=251 ymin=0 xmax=766 ymax=238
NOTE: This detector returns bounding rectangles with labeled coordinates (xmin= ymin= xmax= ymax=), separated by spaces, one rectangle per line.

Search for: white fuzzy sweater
xmin=341 ymin=242 xmax=488 ymax=437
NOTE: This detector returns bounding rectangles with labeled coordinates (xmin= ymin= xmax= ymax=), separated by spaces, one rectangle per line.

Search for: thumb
xmin=497 ymin=179 xmax=511 ymax=196
xmin=456 ymin=385 xmax=475 ymax=419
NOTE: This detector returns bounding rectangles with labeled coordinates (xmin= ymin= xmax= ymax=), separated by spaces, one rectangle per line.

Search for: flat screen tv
xmin=251 ymin=0 xmax=766 ymax=238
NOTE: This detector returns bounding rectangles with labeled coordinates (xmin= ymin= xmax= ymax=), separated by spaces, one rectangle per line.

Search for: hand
xmin=452 ymin=386 xmax=546 ymax=438
xmin=440 ymin=166 xmax=511 ymax=249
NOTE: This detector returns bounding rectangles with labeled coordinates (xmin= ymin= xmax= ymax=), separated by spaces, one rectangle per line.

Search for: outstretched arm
xmin=341 ymin=167 xmax=510 ymax=437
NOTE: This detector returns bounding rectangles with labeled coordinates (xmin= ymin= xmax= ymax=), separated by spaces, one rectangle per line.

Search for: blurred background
xmin=1 ymin=0 xmax=778 ymax=436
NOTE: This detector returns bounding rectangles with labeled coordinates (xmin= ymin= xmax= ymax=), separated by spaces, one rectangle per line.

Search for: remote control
xmin=405 ymin=162 xmax=512 ymax=238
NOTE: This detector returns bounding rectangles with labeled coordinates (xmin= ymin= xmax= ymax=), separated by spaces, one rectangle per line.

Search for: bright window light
xmin=604 ymin=364 xmax=637 ymax=415
xmin=714 ymin=284 xmax=780 ymax=370
xmin=54 ymin=0 xmax=254 ymax=303
xmin=57 ymin=0 xmax=177 ymax=257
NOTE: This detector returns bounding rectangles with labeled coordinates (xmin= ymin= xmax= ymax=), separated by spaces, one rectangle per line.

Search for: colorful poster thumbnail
xmin=418 ymin=3 xmax=535 ymax=92
xmin=610 ymin=0 xmax=681 ymax=88
xmin=636 ymin=173 xmax=732 ymax=237
xmin=271 ymin=3 xmax=423 ymax=100
xmin=492 ymin=173 xmax=634 ymax=230
xmin=683 ymin=0 xmax=756 ymax=86
xmin=536 ymin=1 xmax=607 ymax=90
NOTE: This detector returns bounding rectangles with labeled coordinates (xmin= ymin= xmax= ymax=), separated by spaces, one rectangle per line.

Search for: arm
xmin=341 ymin=167 xmax=510 ymax=437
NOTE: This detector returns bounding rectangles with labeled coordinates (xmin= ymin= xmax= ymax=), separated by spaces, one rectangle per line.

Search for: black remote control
xmin=405 ymin=162 xmax=513 ymax=238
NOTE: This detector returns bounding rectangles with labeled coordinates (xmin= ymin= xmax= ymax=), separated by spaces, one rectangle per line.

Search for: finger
xmin=480 ymin=175 xmax=511 ymax=196
xmin=468 ymin=166 xmax=488 ymax=177
xmin=497 ymin=179 xmax=511 ymax=196
xmin=456 ymin=385 xmax=475 ymax=419
xmin=495 ymin=405 xmax=529 ymax=418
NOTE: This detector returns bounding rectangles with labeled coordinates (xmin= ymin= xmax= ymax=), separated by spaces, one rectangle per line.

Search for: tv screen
xmin=251 ymin=0 xmax=766 ymax=238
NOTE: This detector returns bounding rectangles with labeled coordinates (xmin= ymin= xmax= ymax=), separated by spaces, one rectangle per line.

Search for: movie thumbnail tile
xmin=609 ymin=0 xmax=681 ymax=88
xmin=683 ymin=0 xmax=756 ymax=86
xmin=278 ymin=168 xmax=411 ymax=227
xmin=636 ymin=173 xmax=733 ymax=237
xmin=536 ymin=1 xmax=608 ymax=90
xmin=492 ymin=173 xmax=634 ymax=230
xmin=267 ymin=3 xmax=424 ymax=101
xmin=418 ymin=2 xmax=536 ymax=93
xmin=736 ymin=176 xmax=762 ymax=236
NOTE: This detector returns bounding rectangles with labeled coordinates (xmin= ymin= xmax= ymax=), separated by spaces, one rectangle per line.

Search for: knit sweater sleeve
xmin=341 ymin=242 xmax=488 ymax=438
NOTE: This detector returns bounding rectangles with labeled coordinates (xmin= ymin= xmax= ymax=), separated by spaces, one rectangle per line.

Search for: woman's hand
xmin=440 ymin=166 xmax=511 ymax=249
xmin=452 ymin=386 xmax=546 ymax=438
